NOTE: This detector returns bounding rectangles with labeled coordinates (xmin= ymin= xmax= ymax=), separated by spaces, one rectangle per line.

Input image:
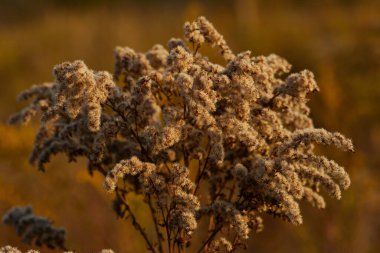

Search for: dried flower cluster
xmin=0 ymin=246 xmax=113 ymax=253
xmin=2 ymin=206 xmax=66 ymax=250
xmin=8 ymin=16 xmax=353 ymax=252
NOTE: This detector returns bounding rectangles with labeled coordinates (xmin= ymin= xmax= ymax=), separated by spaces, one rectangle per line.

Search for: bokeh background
xmin=0 ymin=0 xmax=379 ymax=252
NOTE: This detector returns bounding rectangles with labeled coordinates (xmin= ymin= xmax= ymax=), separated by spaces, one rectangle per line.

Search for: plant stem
xmin=116 ymin=190 xmax=157 ymax=253
xmin=197 ymin=225 xmax=223 ymax=253
xmin=193 ymin=145 xmax=211 ymax=195
xmin=148 ymin=196 xmax=164 ymax=253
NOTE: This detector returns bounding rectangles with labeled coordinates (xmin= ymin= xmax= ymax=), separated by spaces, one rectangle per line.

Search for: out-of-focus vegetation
xmin=0 ymin=0 xmax=379 ymax=252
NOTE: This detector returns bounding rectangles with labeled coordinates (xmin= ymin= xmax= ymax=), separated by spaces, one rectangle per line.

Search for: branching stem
xmin=116 ymin=189 xmax=157 ymax=253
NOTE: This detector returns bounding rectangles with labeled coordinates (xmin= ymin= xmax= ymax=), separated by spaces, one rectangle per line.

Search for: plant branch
xmin=197 ymin=224 xmax=223 ymax=253
xmin=148 ymin=195 xmax=164 ymax=253
xmin=193 ymin=145 xmax=211 ymax=195
xmin=116 ymin=189 xmax=157 ymax=253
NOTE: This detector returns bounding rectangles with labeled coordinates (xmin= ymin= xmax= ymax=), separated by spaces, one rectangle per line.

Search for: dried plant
xmin=2 ymin=206 xmax=66 ymax=250
xmin=7 ymin=16 xmax=353 ymax=253
xmin=0 ymin=245 xmax=113 ymax=253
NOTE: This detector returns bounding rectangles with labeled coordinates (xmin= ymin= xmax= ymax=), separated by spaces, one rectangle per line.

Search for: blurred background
xmin=0 ymin=0 xmax=379 ymax=252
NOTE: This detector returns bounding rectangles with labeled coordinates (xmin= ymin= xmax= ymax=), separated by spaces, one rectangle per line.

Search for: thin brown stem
xmin=116 ymin=190 xmax=157 ymax=253
xmin=162 ymin=208 xmax=172 ymax=253
xmin=228 ymin=181 xmax=236 ymax=202
xmin=132 ymin=105 xmax=154 ymax=163
xmin=212 ymin=179 xmax=228 ymax=202
xmin=174 ymin=228 xmax=182 ymax=253
xmin=230 ymin=234 xmax=240 ymax=253
xmin=194 ymin=43 xmax=201 ymax=56
xmin=130 ymin=127 xmax=153 ymax=163
xmin=197 ymin=225 xmax=223 ymax=253
xmin=173 ymin=228 xmax=180 ymax=253
xmin=193 ymin=145 xmax=211 ymax=195
xmin=148 ymin=196 xmax=164 ymax=253
xmin=107 ymin=98 xmax=153 ymax=163
xmin=182 ymin=143 xmax=189 ymax=167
